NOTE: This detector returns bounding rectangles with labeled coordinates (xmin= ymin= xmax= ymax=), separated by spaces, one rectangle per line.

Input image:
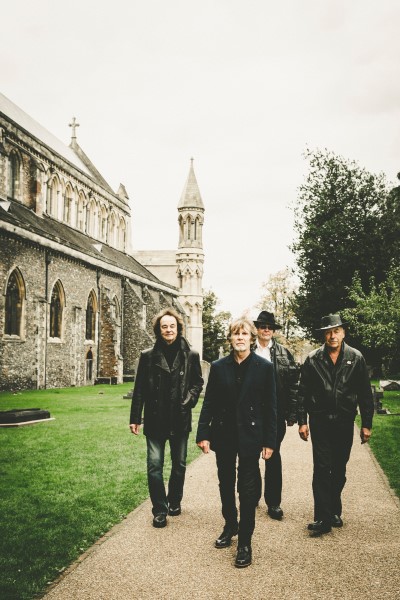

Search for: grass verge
xmin=0 ymin=384 xmax=202 ymax=599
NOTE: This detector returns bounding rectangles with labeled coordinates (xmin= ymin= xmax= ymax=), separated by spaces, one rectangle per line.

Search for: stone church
xmin=0 ymin=92 xmax=204 ymax=391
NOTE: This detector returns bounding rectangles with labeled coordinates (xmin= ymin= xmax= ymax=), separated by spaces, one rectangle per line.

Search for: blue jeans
xmin=146 ymin=434 xmax=189 ymax=516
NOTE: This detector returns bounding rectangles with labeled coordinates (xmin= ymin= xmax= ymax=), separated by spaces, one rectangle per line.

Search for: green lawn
xmin=358 ymin=383 xmax=400 ymax=498
xmin=0 ymin=384 xmax=202 ymax=600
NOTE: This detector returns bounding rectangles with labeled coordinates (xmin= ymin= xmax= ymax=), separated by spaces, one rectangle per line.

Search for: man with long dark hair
xmin=130 ymin=308 xmax=203 ymax=528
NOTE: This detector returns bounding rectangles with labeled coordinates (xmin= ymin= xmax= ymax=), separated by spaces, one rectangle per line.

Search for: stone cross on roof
xmin=69 ymin=117 xmax=80 ymax=140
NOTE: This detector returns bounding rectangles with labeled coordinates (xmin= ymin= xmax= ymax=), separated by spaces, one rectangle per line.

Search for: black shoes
xmin=267 ymin=505 xmax=284 ymax=520
xmin=331 ymin=514 xmax=343 ymax=528
xmin=153 ymin=514 xmax=167 ymax=528
xmin=215 ymin=524 xmax=239 ymax=548
xmin=307 ymin=520 xmax=332 ymax=535
xmin=235 ymin=546 xmax=252 ymax=568
xmin=168 ymin=505 xmax=181 ymax=516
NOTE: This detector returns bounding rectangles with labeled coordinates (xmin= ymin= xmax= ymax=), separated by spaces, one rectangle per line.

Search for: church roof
xmin=178 ymin=159 xmax=204 ymax=210
xmin=0 ymin=93 xmax=113 ymax=192
xmin=0 ymin=201 xmax=177 ymax=291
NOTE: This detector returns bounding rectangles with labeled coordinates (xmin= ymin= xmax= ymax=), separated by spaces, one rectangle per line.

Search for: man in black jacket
xmin=130 ymin=308 xmax=203 ymax=528
xmin=197 ymin=317 xmax=277 ymax=568
xmin=254 ymin=311 xmax=299 ymax=521
xmin=297 ymin=314 xmax=373 ymax=535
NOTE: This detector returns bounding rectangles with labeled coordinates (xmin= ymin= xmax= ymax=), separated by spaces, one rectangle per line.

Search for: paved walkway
xmin=44 ymin=426 xmax=400 ymax=600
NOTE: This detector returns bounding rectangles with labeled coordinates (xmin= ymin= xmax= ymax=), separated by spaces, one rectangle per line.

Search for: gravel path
xmin=44 ymin=425 xmax=400 ymax=600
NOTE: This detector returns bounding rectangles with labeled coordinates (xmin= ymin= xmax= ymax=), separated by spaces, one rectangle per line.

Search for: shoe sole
xmin=168 ymin=509 xmax=181 ymax=516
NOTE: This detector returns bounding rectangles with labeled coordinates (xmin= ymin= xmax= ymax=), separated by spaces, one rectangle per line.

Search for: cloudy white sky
xmin=2 ymin=0 xmax=399 ymax=317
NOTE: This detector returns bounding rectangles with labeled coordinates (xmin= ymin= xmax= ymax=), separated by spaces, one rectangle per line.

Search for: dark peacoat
xmin=130 ymin=336 xmax=203 ymax=437
xmin=196 ymin=351 xmax=277 ymax=457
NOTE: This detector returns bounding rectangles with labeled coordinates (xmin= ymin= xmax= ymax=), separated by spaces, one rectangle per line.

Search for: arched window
xmin=100 ymin=207 xmax=108 ymax=241
xmin=8 ymin=152 xmax=20 ymax=200
xmin=76 ymin=193 xmax=85 ymax=231
xmin=63 ymin=185 xmax=73 ymax=224
xmin=109 ymin=212 xmax=116 ymax=247
xmin=119 ymin=217 xmax=126 ymax=251
xmin=49 ymin=280 xmax=65 ymax=338
xmin=5 ymin=269 xmax=25 ymax=336
xmin=85 ymin=290 xmax=97 ymax=341
xmin=86 ymin=347 xmax=94 ymax=381
xmin=46 ymin=176 xmax=60 ymax=218
xmin=186 ymin=216 xmax=191 ymax=241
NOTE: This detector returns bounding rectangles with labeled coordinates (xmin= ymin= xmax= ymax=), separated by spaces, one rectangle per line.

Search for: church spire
xmin=178 ymin=157 xmax=204 ymax=209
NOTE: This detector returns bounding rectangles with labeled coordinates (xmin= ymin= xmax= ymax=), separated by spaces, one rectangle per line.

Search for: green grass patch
xmin=357 ymin=382 xmax=400 ymax=498
xmin=0 ymin=384 xmax=202 ymax=599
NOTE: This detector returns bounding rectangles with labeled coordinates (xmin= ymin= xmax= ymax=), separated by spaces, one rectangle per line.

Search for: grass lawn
xmin=0 ymin=384 xmax=202 ymax=600
xmin=356 ymin=383 xmax=400 ymax=499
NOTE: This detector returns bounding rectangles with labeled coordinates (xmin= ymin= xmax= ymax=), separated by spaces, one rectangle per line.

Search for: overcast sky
xmin=2 ymin=0 xmax=399 ymax=318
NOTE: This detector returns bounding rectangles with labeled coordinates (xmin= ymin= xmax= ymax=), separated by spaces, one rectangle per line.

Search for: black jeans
xmin=215 ymin=446 xmax=261 ymax=546
xmin=264 ymin=419 xmax=286 ymax=507
xmin=146 ymin=433 xmax=189 ymax=516
xmin=309 ymin=415 xmax=354 ymax=523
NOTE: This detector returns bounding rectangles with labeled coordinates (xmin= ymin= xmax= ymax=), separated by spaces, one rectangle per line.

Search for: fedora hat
xmin=253 ymin=311 xmax=282 ymax=330
xmin=316 ymin=313 xmax=347 ymax=332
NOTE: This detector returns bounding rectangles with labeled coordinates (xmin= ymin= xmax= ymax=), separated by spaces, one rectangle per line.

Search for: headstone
xmin=0 ymin=408 xmax=54 ymax=427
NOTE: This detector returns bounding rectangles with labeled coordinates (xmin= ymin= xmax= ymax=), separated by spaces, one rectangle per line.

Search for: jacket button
xmin=251 ymin=421 xmax=255 ymax=426
xmin=180 ymin=371 xmax=184 ymax=375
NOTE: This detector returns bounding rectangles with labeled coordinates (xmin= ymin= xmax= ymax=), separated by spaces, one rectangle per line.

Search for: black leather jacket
xmin=269 ymin=340 xmax=299 ymax=424
xmin=297 ymin=342 xmax=373 ymax=429
xmin=129 ymin=337 xmax=203 ymax=437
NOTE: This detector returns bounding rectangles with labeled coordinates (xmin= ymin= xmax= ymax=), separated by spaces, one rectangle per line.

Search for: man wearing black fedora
xmin=297 ymin=313 xmax=374 ymax=535
xmin=253 ymin=311 xmax=299 ymax=520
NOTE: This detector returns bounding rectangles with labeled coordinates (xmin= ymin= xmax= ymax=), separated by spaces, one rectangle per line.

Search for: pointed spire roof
xmin=178 ymin=158 xmax=204 ymax=210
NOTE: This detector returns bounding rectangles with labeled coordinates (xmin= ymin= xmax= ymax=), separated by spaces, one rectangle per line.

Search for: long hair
xmin=227 ymin=317 xmax=257 ymax=345
xmin=153 ymin=307 xmax=184 ymax=340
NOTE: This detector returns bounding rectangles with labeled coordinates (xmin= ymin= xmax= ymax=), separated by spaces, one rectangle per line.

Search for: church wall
xmin=0 ymin=234 xmax=46 ymax=390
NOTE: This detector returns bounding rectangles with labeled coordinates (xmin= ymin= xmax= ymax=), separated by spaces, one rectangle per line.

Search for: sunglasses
xmin=258 ymin=325 xmax=274 ymax=330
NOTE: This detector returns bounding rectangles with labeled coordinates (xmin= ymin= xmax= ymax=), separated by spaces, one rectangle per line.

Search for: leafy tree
xmin=292 ymin=147 xmax=391 ymax=342
xmin=342 ymin=268 xmax=400 ymax=376
xmin=257 ymin=267 xmax=299 ymax=339
xmin=202 ymin=290 xmax=231 ymax=363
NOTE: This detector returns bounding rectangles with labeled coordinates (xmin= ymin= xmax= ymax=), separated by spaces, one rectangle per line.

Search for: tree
xmin=257 ymin=267 xmax=299 ymax=339
xmin=342 ymin=268 xmax=400 ymax=376
xmin=202 ymin=290 xmax=232 ymax=363
xmin=292 ymin=147 xmax=391 ymax=342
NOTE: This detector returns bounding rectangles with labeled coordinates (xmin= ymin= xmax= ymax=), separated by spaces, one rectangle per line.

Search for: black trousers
xmin=309 ymin=415 xmax=354 ymax=523
xmin=215 ymin=446 xmax=261 ymax=546
xmin=264 ymin=419 xmax=286 ymax=507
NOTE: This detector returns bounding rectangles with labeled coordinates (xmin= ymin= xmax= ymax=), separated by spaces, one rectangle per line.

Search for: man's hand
xmin=360 ymin=427 xmax=372 ymax=444
xmin=129 ymin=424 xmax=141 ymax=435
xmin=262 ymin=447 xmax=273 ymax=460
xmin=298 ymin=424 xmax=309 ymax=441
xmin=197 ymin=440 xmax=210 ymax=454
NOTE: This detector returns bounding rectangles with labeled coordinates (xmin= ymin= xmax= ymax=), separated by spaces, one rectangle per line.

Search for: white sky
xmin=2 ymin=0 xmax=400 ymax=318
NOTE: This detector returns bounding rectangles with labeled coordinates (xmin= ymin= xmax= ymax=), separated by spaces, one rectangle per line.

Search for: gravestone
xmin=0 ymin=408 xmax=54 ymax=427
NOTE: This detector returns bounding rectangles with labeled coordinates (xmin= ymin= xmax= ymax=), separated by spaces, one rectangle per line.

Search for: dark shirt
xmin=227 ymin=352 xmax=253 ymax=441
xmin=160 ymin=338 xmax=181 ymax=436
xmin=324 ymin=344 xmax=344 ymax=415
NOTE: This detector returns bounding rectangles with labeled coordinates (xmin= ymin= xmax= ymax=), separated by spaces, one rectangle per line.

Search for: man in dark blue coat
xmin=197 ymin=317 xmax=277 ymax=568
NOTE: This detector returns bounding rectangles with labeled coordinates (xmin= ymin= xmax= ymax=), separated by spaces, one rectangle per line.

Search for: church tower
xmin=177 ymin=159 xmax=205 ymax=356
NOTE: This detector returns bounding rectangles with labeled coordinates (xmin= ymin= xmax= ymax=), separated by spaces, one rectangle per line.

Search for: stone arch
xmin=7 ymin=149 xmax=22 ymax=201
xmin=85 ymin=289 xmax=98 ymax=341
xmin=46 ymin=173 xmax=61 ymax=218
xmin=4 ymin=267 xmax=26 ymax=337
xmin=49 ymin=279 xmax=66 ymax=339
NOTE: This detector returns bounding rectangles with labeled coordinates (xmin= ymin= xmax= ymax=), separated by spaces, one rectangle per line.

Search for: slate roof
xmin=0 ymin=201 xmax=176 ymax=290
xmin=0 ymin=92 xmax=92 ymax=178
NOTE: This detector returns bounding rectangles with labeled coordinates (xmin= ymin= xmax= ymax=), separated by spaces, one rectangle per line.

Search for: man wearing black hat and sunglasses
xmin=297 ymin=314 xmax=373 ymax=535
xmin=253 ymin=311 xmax=299 ymax=521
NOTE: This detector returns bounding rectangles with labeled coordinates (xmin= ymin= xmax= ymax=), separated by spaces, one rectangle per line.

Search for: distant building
xmin=134 ymin=159 xmax=205 ymax=357
xmin=0 ymin=93 xmax=203 ymax=391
